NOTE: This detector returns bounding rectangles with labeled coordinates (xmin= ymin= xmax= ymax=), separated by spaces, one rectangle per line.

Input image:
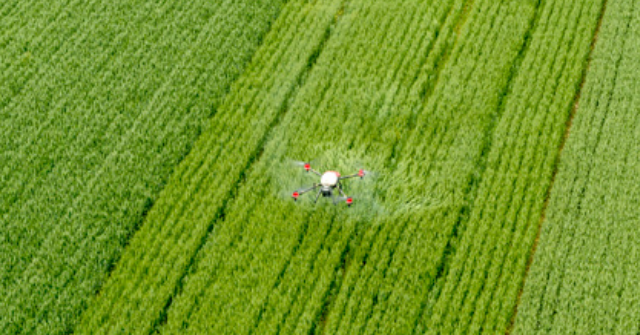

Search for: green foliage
xmin=0 ymin=0 xmax=287 ymax=333
xmin=165 ymin=1 xmax=466 ymax=333
xmin=422 ymin=1 xmax=605 ymax=333
xmin=2 ymin=0 xmax=623 ymax=334
xmin=75 ymin=0 xmax=347 ymax=333
xmin=514 ymin=0 xmax=640 ymax=333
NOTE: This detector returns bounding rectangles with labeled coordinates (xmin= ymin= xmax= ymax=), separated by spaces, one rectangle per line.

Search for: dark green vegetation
xmin=3 ymin=0 xmax=635 ymax=334
xmin=514 ymin=0 xmax=640 ymax=333
xmin=0 ymin=0 xmax=287 ymax=333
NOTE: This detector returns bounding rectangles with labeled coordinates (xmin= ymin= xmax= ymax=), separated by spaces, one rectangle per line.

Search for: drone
xmin=291 ymin=161 xmax=368 ymax=207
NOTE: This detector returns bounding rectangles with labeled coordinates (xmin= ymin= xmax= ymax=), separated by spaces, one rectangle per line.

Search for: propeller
xmin=336 ymin=196 xmax=354 ymax=207
xmin=290 ymin=159 xmax=317 ymax=172
xmin=349 ymin=160 xmax=378 ymax=179
xmin=345 ymin=168 xmax=376 ymax=180
xmin=358 ymin=168 xmax=379 ymax=179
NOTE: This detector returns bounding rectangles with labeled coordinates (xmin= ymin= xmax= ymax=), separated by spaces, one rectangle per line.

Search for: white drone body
xmin=292 ymin=163 xmax=367 ymax=207
xmin=320 ymin=171 xmax=339 ymax=187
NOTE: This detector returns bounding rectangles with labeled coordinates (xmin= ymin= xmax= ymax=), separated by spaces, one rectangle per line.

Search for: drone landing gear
xmin=338 ymin=187 xmax=352 ymax=208
xmin=314 ymin=189 xmax=322 ymax=204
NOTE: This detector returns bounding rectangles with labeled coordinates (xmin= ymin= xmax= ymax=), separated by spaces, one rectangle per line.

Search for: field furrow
xmin=323 ymin=1 xmax=541 ymax=333
xmin=254 ymin=4 xmax=457 ymax=332
xmin=75 ymin=1 xmax=346 ymax=333
xmin=0 ymin=1 xmax=288 ymax=333
xmin=514 ymin=0 xmax=640 ymax=333
xmin=159 ymin=0 xmax=470 ymax=333
xmin=423 ymin=1 xmax=605 ymax=333
xmin=3 ymin=1 xmax=638 ymax=334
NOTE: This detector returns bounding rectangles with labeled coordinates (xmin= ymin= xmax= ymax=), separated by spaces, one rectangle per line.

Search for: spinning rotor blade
xmin=289 ymin=159 xmax=318 ymax=173
xmin=288 ymin=158 xmax=323 ymax=176
xmin=340 ymin=168 xmax=378 ymax=180
xmin=336 ymin=196 xmax=354 ymax=207
xmin=359 ymin=169 xmax=378 ymax=178
xmin=351 ymin=160 xmax=379 ymax=178
xmin=289 ymin=158 xmax=318 ymax=167
xmin=294 ymin=185 xmax=315 ymax=193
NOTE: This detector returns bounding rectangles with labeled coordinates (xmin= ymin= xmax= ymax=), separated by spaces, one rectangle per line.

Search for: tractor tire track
xmin=507 ymin=0 xmax=610 ymax=332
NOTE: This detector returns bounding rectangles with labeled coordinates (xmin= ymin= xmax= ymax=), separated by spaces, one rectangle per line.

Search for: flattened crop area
xmin=3 ymin=0 xmax=636 ymax=334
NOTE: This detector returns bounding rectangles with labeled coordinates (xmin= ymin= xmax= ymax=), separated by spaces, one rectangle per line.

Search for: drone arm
xmin=309 ymin=168 xmax=322 ymax=177
xmin=339 ymin=169 xmax=366 ymax=180
xmin=297 ymin=184 xmax=319 ymax=195
xmin=293 ymin=184 xmax=319 ymax=201
xmin=338 ymin=187 xmax=353 ymax=207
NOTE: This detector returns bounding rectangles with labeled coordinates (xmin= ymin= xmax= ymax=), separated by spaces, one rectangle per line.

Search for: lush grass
xmin=85 ymin=0 xmax=608 ymax=333
xmin=323 ymin=1 xmax=542 ymax=333
xmin=163 ymin=0 xmax=466 ymax=333
xmin=422 ymin=1 xmax=605 ymax=333
xmin=0 ymin=0 xmax=287 ymax=333
xmin=2 ymin=0 xmax=633 ymax=334
xmin=75 ymin=0 xmax=348 ymax=333
xmin=514 ymin=0 xmax=640 ymax=333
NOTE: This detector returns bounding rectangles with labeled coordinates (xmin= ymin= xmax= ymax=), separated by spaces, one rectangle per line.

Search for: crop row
xmin=0 ymin=0 xmax=287 ymax=333
xmin=1 ymin=0 xmax=115 ymax=215
xmin=160 ymin=0 xmax=469 ymax=333
xmin=322 ymin=1 xmax=544 ymax=333
xmin=75 ymin=0 xmax=348 ymax=333
xmin=423 ymin=0 xmax=605 ymax=333
xmin=514 ymin=0 xmax=640 ymax=333
xmin=0 ymin=0 xmax=87 ymax=111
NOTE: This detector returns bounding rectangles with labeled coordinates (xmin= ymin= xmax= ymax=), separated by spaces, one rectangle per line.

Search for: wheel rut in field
xmin=152 ymin=3 xmax=343 ymax=330
xmin=413 ymin=3 xmax=544 ymax=331
xmin=86 ymin=5 xmax=289 ymax=319
xmin=506 ymin=0 xmax=609 ymax=333
xmin=312 ymin=1 xmax=478 ymax=332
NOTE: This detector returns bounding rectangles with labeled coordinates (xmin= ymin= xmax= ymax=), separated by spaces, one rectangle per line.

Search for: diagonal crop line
xmin=1 ymin=0 xmax=183 ymax=314
xmin=313 ymin=236 xmax=349 ymax=335
xmin=0 ymin=0 xmax=144 ymax=211
xmin=95 ymin=5 xmax=336 ymax=331
xmin=246 ymin=5 xmax=352 ymax=330
xmin=531 ymin=0 xmax=620 ymax=328
xmin=530 ymin=6 xmax=627 ymax=332
xmin=152 ymin=6 xmax=338 ymax=330
xmin=336 ymin=1 xmax=507 ymax=332
xmin=95 ymin=1 xmax=292 ymax=303
xmin=249 ymin=74 xmax=336 ymax=335
xmin=22 ymin=0 xmax=227 ymax=304
xmin=464 ymin=3 xmax=591 ymax=331
xmin=477 ymin=2 xmax=590 ymax=330
xmin=298 ymin=18 xmax=414 ymax=333
xmin=418 ymin=0 xmax=543 ymax=329
xmin=299 ymin=1 xmax=441 ymax=330
xmin=403 ymin=0 xmax=474 ymax=136
xmin=313 ymin=1 xmax=471 ymax=331
xmin=270 ymin=213 xmax=340 ymax=334
xmin=505 ymin=0 xmax=609 ymax=333
xmin=245 ymin=2 xmax=425 ymax=331
xmin=0 ymin=0 xmax=87 ymax=110
xmin=69 ymin=3 xmax=299 ymax=334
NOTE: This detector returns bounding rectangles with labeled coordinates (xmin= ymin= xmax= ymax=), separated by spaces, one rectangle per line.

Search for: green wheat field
xmin=2 ymin=0 xmax=636 ymax=334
